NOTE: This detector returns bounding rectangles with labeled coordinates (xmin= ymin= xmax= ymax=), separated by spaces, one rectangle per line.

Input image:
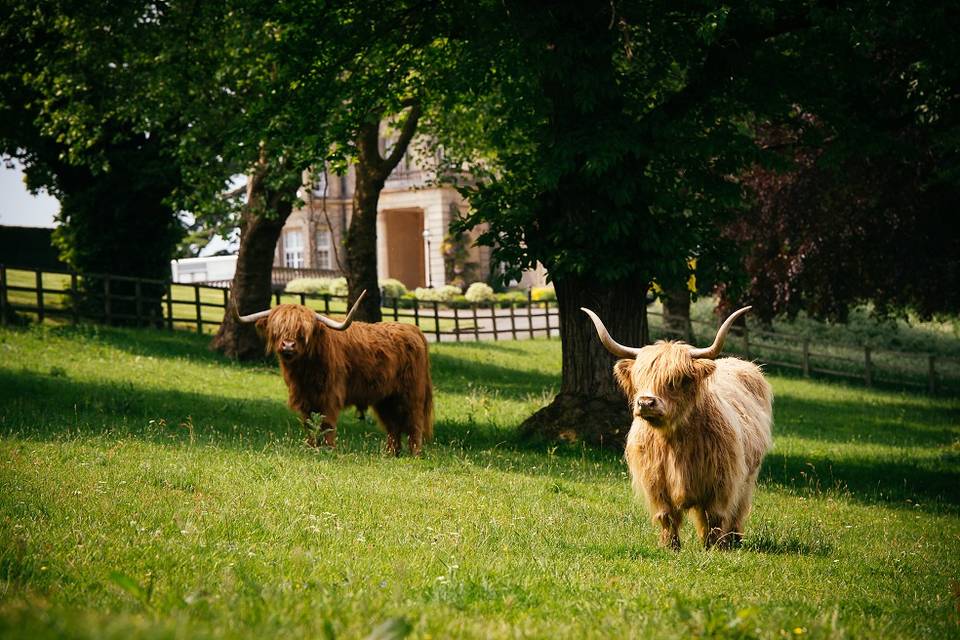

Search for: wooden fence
xmin=2 ymin=264 xmax=958 ymax=395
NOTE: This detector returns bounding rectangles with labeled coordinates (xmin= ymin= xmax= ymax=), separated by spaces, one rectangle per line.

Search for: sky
xmin=0 ymin=161 xmax=59 ymax=228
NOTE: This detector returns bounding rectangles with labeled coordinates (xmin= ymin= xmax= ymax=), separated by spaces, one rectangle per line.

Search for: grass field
xmin=1 ymin=324 xmax=959 ymax=639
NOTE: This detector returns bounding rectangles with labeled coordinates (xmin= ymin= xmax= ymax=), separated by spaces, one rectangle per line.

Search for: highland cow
xmin=239 ymin=291 xmax=434 ymax=455
xmin=582 ymin=306 xmax=773 ymax=550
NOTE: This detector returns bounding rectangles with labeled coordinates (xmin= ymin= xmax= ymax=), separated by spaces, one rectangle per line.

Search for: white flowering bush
xmin=464 ymin=282 xmax=496 ymax=304
xmin=379 ymin=279 xmax=408 ymax=299
xmin=414 ymin=285 xmax=461 ymax=302
xmin=285 ymin=278 xmax=336 ymax=294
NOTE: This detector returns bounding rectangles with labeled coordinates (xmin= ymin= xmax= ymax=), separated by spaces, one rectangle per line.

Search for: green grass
xmin=1 ymin=324 xmax=959 ymax=639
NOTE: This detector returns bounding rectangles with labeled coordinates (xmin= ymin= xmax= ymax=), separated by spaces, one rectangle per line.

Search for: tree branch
xmin=382 ymin=101 xmax=421 ymax=172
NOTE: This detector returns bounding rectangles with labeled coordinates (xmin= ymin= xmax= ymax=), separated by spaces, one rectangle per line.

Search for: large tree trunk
xmin=344 ymin=105 xmax=421 ymax=322
xmin=661 ymin=280 xmax=692 ymax=339
xmin=345 ymin=121 xmax=387 ymax=322
xmin=521 ymin=272 xmax=649 ymax=448
xmin=210 ymin=163 xmax=297 ymax=360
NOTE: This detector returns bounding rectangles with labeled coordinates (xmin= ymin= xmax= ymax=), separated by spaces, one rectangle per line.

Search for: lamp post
xmin=422 ymin=228 xmax=433 ymax=288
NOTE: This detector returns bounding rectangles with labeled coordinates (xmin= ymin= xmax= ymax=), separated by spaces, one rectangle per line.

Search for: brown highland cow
xmin=582 ymin=306 xmax=773 ymax=550
xmin=239 ymin=291 xmax=434 ymax=455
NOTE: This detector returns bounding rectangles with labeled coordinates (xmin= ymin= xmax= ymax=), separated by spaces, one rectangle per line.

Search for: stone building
xmin=273 ymin=135 xmax=493 ymax=290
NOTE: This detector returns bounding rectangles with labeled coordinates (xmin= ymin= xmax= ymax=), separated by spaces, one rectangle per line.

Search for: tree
xmin=0 ymin=1 xmax=183 ymax=322
xmin=344 ymin=103 xmax=421 ymax=321
xmin=718 ymin=4 xmax=960 ymax=322
xmin=443 ymin=1 xmax=827 ymax=445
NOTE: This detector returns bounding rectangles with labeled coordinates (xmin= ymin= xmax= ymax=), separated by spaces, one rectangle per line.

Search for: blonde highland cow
xmin=582 ymin=306 xmax=773 ymax=550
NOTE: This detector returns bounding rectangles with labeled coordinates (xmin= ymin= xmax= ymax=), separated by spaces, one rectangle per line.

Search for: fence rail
xmin=2 ymin=264 xmax=958 ymax=395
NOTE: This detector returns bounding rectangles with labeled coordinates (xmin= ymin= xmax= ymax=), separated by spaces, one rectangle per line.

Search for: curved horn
xmin=237 ymin=309 xmax=272 ymax=323
xmin=315 ymin=289 xmax=366 ymax=330
xmin=581 ymin=307 xmax=642 ymax=358
xmin=688 ymin=306 xmax=752 ymax=360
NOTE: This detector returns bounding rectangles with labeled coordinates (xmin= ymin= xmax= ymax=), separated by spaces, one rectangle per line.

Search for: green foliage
xmin=0 ymin=324 xmax=958 ymax=638
xmin=530 ymin=285 xmax=556 ymax=302
xmin=464 ymin=282 xmax=496 ymax=303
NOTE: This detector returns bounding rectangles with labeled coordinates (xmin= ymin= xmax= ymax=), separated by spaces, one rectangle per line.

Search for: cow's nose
xmin=281 ymin=340 xmax=295 ymax=352
xmin=637 ymin=396 xmax=657 ymax=409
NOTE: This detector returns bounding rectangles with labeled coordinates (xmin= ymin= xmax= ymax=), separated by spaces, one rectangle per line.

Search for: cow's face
xmin=257 ymin=305 xmax=320 ymax=362
xmin=614 ymin=341 xmax=716 ymax=429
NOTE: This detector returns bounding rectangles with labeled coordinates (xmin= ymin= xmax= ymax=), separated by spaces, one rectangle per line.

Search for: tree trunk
xmin=344 ymin=105 xmax=421 ymax=322
xmin=661 ymin=281 xmax=691 ymax=339
xmin=346 ymin=123 xmax=386 ymax=322
xmin=210 ymin=165 xmax=297 ymax=360
xmin=520 ymin=272 xmax=649 ymax=448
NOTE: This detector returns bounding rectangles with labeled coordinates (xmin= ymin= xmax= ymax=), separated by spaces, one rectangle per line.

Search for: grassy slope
xmin=0 ymin=325 xmax=958 ymax=639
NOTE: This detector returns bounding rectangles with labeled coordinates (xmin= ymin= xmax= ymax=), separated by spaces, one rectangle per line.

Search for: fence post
xmin=194 ymin=284 xmax=203 ymax=334
xmin=0 ymin=265 xmax=7 ymax=326
xmin=324 ymin=294 xmax=330 ymax=315
xmin=274 ymin=292 xmax=281 ymax=305
xmin=35 ymin=269 xmax=44 ymax=322
xmin=433 ymin=301 xmax=441 ymax=342
xmin=928 ymin=355 xmax=937 ymax=394
xmin=492 ymin=304 xmax=499 ymax=341
xmin=802 ymin=338 xmax=810 ymax=377
xmin=509 ymin=302 xmax=518 ymax=339
xmin=413 ymin=298 xmax=420 ymax=328
xmin=453 ymin=306 xmax=461 ymax=342
xmin=527 ymin=298 xmax=535 ymax=338
xmin=166 ymin=282 xmax=174 ymax=330
xmin=70 ymin=272 xmax=79 ymax=325
xmin=685 ymin=317 xmax=694 ymax=343
xmin=864 ymin=346 xmax=873 ymax=387
xmin=222 ymin=288 xmax=230 ymax=323
xmin=393 ymin=296 xmax=399 ymax=322
xmin=134 ymin=280 xmax=143 ymax=327
xmin=743 ymin=324 xmax=751 ymax=360
xmin=104 ymin=275 xmax=112 ymax=325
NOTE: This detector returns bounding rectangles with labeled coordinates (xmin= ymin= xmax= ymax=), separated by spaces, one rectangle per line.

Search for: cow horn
xmin=581 ymin=307 xmax=642 ymax=358
xmin=237 ymin=309 xmax=272 ymax=323
xmin=688 ymin=306 xmax=752 ymax=360
xmin=315 ymin=289 xmax=366 ymax=330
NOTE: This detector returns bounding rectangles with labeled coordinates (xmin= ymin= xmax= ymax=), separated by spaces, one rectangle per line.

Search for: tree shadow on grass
xmin=774 ymin=391 xmax=959 ymax=449
xmin=428 ymin=351 xmax=559 ymax=400
xmin=761 ymin=449 xmax=959 ymax=514
xmin=42 ymin=324 xmax=272 ymax=369
xmin=0 ymin=367 xmax=383 ymax=449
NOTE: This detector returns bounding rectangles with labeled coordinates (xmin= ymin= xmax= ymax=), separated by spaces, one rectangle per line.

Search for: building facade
xmin=274 ymin=134 xmax=492 ymax=290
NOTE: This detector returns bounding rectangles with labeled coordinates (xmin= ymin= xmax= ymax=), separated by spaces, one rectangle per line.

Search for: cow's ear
xmin=614 ymin=358 xmax=635 ymax=397
xmin=255 ymin=317 xmax=269 ymax=333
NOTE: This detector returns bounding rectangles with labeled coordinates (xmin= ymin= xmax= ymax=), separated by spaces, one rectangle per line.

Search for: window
xmin=283 ymin=230 xmax=304 ymax=268
xmin=316 ymin=229 xmax=332 ymax=270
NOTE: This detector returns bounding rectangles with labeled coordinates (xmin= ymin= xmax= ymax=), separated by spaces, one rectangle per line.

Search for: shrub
xmin=496 ymin=291 xmax=528 ymax=308
xmin=414 ymin=285 xmax=462 ymax=302
xmin=379 ymin=278 xmax=408 ymax=299
xmin=464 ymin=282 xmax=496 ymax=304
xmin=328 ymin=277 xmax=349 ymax=296
xmin=531 ymin=284 xmax=556 ymax=302
xmin=285 ymin=278 xmax=336 ymax=295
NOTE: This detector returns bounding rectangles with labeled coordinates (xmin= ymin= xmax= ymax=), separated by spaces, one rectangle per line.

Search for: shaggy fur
xmin=614 ymin=341 xmax=773 ymax=550
xmin=256 ymin=304 xmax=434 ymax=455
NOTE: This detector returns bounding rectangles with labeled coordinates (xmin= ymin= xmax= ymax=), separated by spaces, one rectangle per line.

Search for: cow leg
xmin=729 ymin=472 xmax=760 ymax=547
xmin=655 ymin=509 xmax=682 ymax=550
xmin=318 ymin=408 xmax=339 ymax=449
xmin=374 ymin=398 xmax=404 ymax=456
xmin=693 ymin=508 xmax=731 ymax=549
